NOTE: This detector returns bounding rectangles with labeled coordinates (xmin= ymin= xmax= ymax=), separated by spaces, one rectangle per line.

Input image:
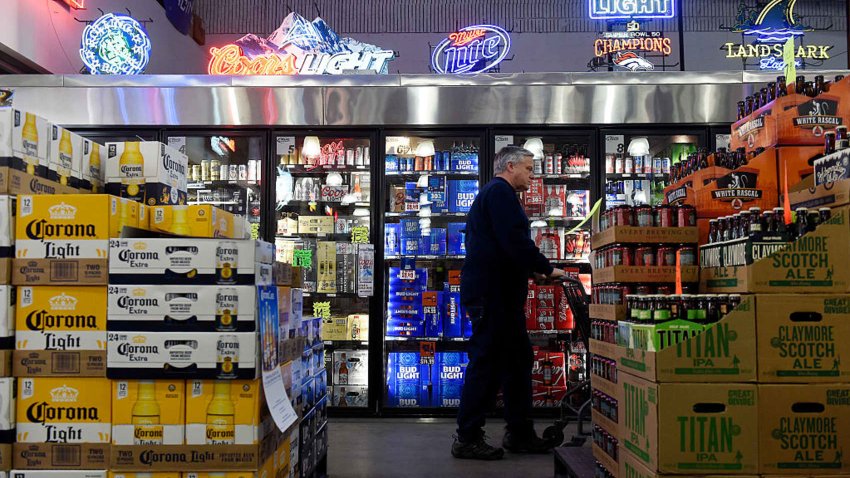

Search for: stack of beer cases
xmin=296 ymin=315 xmax=328 ymax=476
xmin=587 ymin=218 xmax=700 ymax=478
xmin=0 ymin=194 xmax=13 ymax=478
xmin=104 ymin=142 xmax=188 ymax=208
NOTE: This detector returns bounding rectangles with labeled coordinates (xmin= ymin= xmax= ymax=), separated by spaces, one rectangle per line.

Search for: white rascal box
xmin=106 ymin=331 xmax=258 ymax=380
xmin=107 ymin=285 xmax=257 ymax=332
xmin=105 ymin=141 xmax=188 ymax=206
xmin=16 ymin=377 xmax=111 ymax=443
xmin=0 ymin=108 xmax=50 ymax=177
xmin=108 ymin=239 xmax=274 ymax=286
xmin=47 ymin=125 xmax=83 ymax=189
xmin=15 ymin=286 xmax=106 ymax=351
xmin=111 ymin=380 xmax=185 ymax=445
xmin=81 ymin=138 xmax=105 ymax=193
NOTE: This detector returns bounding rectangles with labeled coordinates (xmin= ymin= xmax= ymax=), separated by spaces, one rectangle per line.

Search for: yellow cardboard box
xmin=0 ymin=195 xmax=14 ymax=284
xmin=15 ymin=286 xmax=106 ymax=351
xmin=149 ymin=205 xmax=238 ymax=238
xmin=112 ymin=380 xmax=185 ymax=445
xmin=185 ymin=379 xmax=262 ymax=445
xmin=109 ymin=474 xmax=180 ymax=478
xmin=16 ymin=377 xmax=111 ymax=443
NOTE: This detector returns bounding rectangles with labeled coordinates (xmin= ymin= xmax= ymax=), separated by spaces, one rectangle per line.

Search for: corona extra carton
xmin=149 ymin=205 xmax=241 ymax=239
xmin=185 ymin=379 xmax=262 ymax=445
xmin=82 ymin=138 xmax=105 ymax=193
xmin=16 ymin=377 xmax=111 ymax=443
xmin=111 ymin=380 xmax=185 ymax=445
xmin=47 ymin=125 xmax=83 ymax=189
xmin=106 ymin=331 xmax=257 ymax=380
xmin=0 ymin=195 xmax=13 ymax=284
xmin=108 ymin=239 xmax=274 ymax=286
xmin=107 ymin=285 xmax=257 ymax=332
xmin=108 ymin=473 xmax=180 ymax=478
xmin=11 ymin=472 xmax=107 ymax=478
xmin=13 ymin=195 xmax=140 ymax=285
xmin=15 ymin=286 xmax=106 ymax=351
xmin=105 ymin=141 xmax=187 ymax=206
xmin=137 ymin=203 xmax=148 ymax=231
xmin=0 ymin=108 xmax=49 ymax=178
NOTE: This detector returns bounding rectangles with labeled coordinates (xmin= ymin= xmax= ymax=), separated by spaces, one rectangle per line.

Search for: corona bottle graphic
xmin=216 ymin=241 xmax=238 ymax=284
xmin=132 ymin=381 xmax=163 ymax=445
xmin=120 ymin=142 xmax=145 ymax=199
xmin=170 ymin=205 xmax=191 ymax=236
xmin=89 ymin=142 xmax=101 ymax=191
xmin=58 ymin=129 xmax=73 ymax=185
xmin=216 ymin=334 xmax=239 ymax=378
xmin=21 ymin=112 xmax=39 ymax=174
xmin=205 ymin=381 xmax=236 ymax=445
xmin=215 ymin=288 xmax=238 ymax=332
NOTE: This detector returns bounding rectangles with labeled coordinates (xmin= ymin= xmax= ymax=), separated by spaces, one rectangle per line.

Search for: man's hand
xmin=549 ymin=268 xmax=566 ymax=279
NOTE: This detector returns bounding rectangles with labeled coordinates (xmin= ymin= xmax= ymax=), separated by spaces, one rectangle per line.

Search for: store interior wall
xmin=0 ymin=0 xmax=207 ymax=74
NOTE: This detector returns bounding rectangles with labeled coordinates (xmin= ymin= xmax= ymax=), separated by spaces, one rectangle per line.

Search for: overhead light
xmin=627 ymin=137 xmax=650 ymax=157
xmin=530 ymin=220 xmax=547 ymax=228
xmin=353 ymin=208 xmax=370 ymax=217
xmin=522 ymin=137 xmax=544 ymax=159
xmin=415 ymin=140 xmax=436 ymax=157
xmin=302 ymin=136 xmax=321 ymax=158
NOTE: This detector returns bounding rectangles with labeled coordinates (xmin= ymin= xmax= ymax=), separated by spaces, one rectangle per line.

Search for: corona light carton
xmin=0 ymin=195 xmax=13 ymax=284
xmin=107 ymin=285 xmax=257 ymax=332
xmin=0 ymin=108 xmax=49 ymax=178
xmin=106 ymin=331 xmax=257 ymax=380
xmin=13 ymin=195 xmax=140 ymax=285
xmin=11 ymin=472 xmax=107 ymax=478
xmin=15 ymin=286 xmax=106 ymax=351
xmin=149 ymin=205 xmax=240 ymax=239
xmin=108 ymin=239 xmax=274 ymax=286
xmin=185 ymin=379 xmax=262 ymax=445
xmin=47 ymin=125 xmax=83 ymax=189
xmin=16 ymin=377 xmax=111 ymax=443
xmin=111 ymin=380 xmax=185 ymax=445
xmin=105 ymin=142 xmax=188 ymax=206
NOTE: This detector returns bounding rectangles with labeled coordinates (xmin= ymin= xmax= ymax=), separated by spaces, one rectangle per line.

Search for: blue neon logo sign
xmin=589 ymin=0 xmax=676 ymax=20
xmin=431 ymin=24 xmax=511 ymax=75
xmin=80 ymin=13 xmax=152 ymax=75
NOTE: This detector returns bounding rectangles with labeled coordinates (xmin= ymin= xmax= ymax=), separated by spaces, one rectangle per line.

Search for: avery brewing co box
xmin=185 ymin=379 xmax=262 ymax=445
xmin=15 ymin=286 xmax=106 ymax=351
xmin=105 ymin=142 xmax=187 ymax=206
xmin=108 ymin=238 xmax=274 ymax=286
xmin=16 ymin=377 xmax=111 ymax=443
xmin=107 ymin=285 xmax=257 ymax=332
xmin=111 ymin=380 xmax=185 ymax=445
xmin=47 ymin=125 xmax=83 ymax=189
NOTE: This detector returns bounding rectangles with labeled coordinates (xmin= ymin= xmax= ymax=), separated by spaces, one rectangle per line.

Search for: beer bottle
xmin=760 ymin=87 xmax=769 ymax=105
xmin=773 ymin=207 xmax=787 ymax=233
xmin=338 ymin=388 xmax=348 ymax=407
xmin=89 ymin=142 xmax=102 ymax=192
xmin=132 ymin=381 xmax=163 ymax=445
xmin=745 ymin=96 xmax=754 ymax=115
xmin=708 ymin=219 xmax=718 ymax=243
xmin=767 ymin=82 xmax=777 ymax=101
xmin=815 ymin=75 xmax=826 ymax=95
xmin=21 ymin=112 xmax=39 ymax=175
xmin=338 ymin=353 xmax=349 ymax=385
xmin=737 ymin=101 xmax=746 ymax=120
xmin=825 ymin=131 xmax=837 ymax=155
xmin=819 ymin=207 xmax=832 ymax=224
xmin=206 ymin=381 xmax=236 ymax=445
xmin=835 ymin=75 xmax=845 ymax=83
xmin=748 ymin=207 xmax=763 ymax=236
xmin=119 ymin=142 xmax=146 ymax=200
xmin=58 ymin=128 xmax=73 ymax=186
xmin=170 ymin=205 xmax=191 ymax=236
xmin=776 ymin=76 xmax=788 ymax=97
xmin=795 ymin=75 xmax=806 ymax=95
xmin=804 ymin=81 xmax=816 ymax=98
xmin=795 ymin=207 xmax=808 ymax=237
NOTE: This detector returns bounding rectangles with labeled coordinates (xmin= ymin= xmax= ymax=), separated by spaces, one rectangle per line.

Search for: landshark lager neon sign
xmin=724 ymin=0 xmax=830 ymax=70
xmin=431 ymin=24 xmax=511 ymax=74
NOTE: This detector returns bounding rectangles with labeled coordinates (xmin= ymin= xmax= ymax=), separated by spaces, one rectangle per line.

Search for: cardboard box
xmin=757 ymin=294 xmax=850 ymax=382
xmin=185 ymin=379 xmax=262 ymax=445
xmin=108 ymin=444 xmax=263 ymax=471
xmin=331 ymin=350 xmax=367 ymax=386
xmin=616 ymin=295 xmax=757 ymax=383
xmin=619 ymin=374 xmax=758 ymax=474
xmin=15 ymin=286 xmax=106 ymax=351
xmin=108 ymin=473 xmax=180 ymax=478
xmin=12 ymin=349 xmax=105 ymax=377
xmin=183 ymin=473 xmax=263 ymax=478
xmin=296 ymin=217 xmax=334 ymax=235
xmin=106 ymin=331 xmax=257 ymax=380
xmin=16 ymin=377 xmax=111 ymax=443
xmin=0 ymin=108 xmax=50 ymax=178
xmin=107 ymin=285 xmax=257 ymax=332
xmin=593 ymin=266 xmax=699 ymax=285
xmin=590 ymin=304 xmax=626 ymax=322
xmin=149 ymin=205 xmax=241 ymax=239
xmin=108 ymin=239 xmax=274 ymax=286
xmin=0 ymin=196 xmax=13 ymax=285
xmin=105 ymin=142 xmax=187 ymax=206
xmin=11 ymin=472 xmax=107 ymax=478
xmin=111 ymin=380 xmax=184 ymax=445
xmin=319 ymin=317 xmax=347 ymax=341
xmin=81 ymin=138 xmax=105 ymax=193
xmin=789 ymin=173 xmax=850 ymax=211
xmin=0 ymin=378 xmax=13 ymax=439
xmin=0 ymin=286 xmax=12 ymax=347
xmin=47 ymin=125 xmax=83 ymax=189
xmin=619 ymin=448 xmax=758 ymax=478
xmin=759 ymin=384 xmax=850 ymax=474
xmin=592 ymin=227 xmax=699 ymax=250
xmin=592 ymin=409 xmax=620 ymax=444
xmin=699 ymin=234 xmax=792 ymax=268
xmin=813 ymin=148 xmax=850 ymax=186
xmin=12 ymin=441 xmax=110 ymax=469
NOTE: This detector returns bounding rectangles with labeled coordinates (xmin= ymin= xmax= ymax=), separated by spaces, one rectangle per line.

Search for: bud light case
xmin=450 ymin=151 xmax=479 ymax=171
xmin=447 ymin=223 xmax=466 ymax=255
xmin=429 ymin=228 xmax=447 ymax=256
xmin=462 ymin=310 xmax=473 ymax=338
xmin=385 ymin=154 xmax=399 ymax=172
xmin=433 ymin=352 xmax=468 ymax=408
xmin=400 ymin=219 xmax=420 ymax=238
xmin=428 ymin=176 xmax=447 ymax=212
xmin=384 ymin=223 xmax=400 ymax=256
xmin=422 ymin=291 xmax=444 ymax=338
xmin=448 ymin=180 xmax=478 ymax=213
xmin=386 ymin=318 xmax=424 ymax=337
xmin=443 ymin=292 xmax=463 ymax=338
xmin=387 ymin=352 xmax=429 ymax=407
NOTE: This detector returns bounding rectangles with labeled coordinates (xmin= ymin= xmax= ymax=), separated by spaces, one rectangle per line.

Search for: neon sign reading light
xmin=431 ymin=24 xmax=511 ymax=75
xmin=79 ymin=13 xmax=151 ymax=75
xmin=589 ymin=0 xmax=676 ymax=20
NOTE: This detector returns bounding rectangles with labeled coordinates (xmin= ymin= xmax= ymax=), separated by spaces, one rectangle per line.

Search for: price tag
xmin=292 ymin=249 xmax=313 ymax=268
xmin=168 ymin=136 xmax=187 ymax=154
xmin=276 ymin=136 xmax=296 ymax=155
xmin=715 ymin=134 xmax=731 ymax=151
xmin=313 ymin=301 xmax=332 ymax=320
xmin=605 ymin=135 xmax=625 ymax=155
xmin=494 ymin=135 xmax=514 ymax=152
xmin=420 ymin=341 xmax=436 ymax=365
xmin=351 ymin=226 xmax=370 ymax=244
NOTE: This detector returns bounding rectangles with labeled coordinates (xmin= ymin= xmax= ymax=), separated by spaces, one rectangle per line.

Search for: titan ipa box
xmin=185 ymin=379 xmax=262 ymax=445
xmin=107 ymin=285 xmax=257 ymax=332
xmin=0 ymin=108 xmax=50 ymax=177
xmin=106 ymin=331 xmax=257 ymax=380
xmin=48 ymin=125 xmax=83 ymax=189
xmin=111 ymin=380 xmax=185 ymax=445
xmin=105 ymin=142 xmax=188 ymax=206
xmin=108 ymin=239 xmax=274 ymax=286
xmin=15 ymin=286 xmax=106 ymax=350
xmin=17 ymin=377 xmax=111 ymax=443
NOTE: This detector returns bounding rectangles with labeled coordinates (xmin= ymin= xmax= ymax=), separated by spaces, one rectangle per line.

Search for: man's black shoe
xmin=502 ymin=430 xmax=553 ymax=454
xmin=452 ymin=436 xmax=505 ymax=460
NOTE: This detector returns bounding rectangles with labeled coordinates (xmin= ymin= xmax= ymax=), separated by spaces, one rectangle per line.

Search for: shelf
xmin=323 ymin=340 xmax=369 ymax=348
xmin=303 ymin=291 xmax=366 ymax=298
xmin=279 ymin=200 xmax=371 ymax=207
xmin=283 ymin=165 xmax=369 ymax=174
xmin=275 ymin=233 xmax=354 ymax=239
xmin=528 ymin=329 xmax=571 ymax=335
xmin=550 ymin=258 xmax=590 ymax=264
xmin=189 ymin=200 xmax=241 ymax=205
xmin=528 ymin=216 xmax=587 ymax=223
xmin=385 ymin=212 xmax=468 ymax=218
xmin=385 ymin=170 xmax=479 ymax=177
xmin=188 ymin=180 xmax=260 ymax=189
xmin=385 ymin=336 xmax=468 ymax=342
xmin=539 ymin=173 xmax=591 ymax=179
xmin=385 ymin=255 xmax=465 ymax=260
xmin=606 ymin=173 xmax=670 ymax=180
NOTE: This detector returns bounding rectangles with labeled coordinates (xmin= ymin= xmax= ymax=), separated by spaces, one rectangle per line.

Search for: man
xmin=452 ymin=146 xmax=565 ymax=460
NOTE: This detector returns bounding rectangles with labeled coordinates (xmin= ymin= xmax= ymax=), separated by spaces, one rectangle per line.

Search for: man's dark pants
xmin=456 ymin=298 xmax=534 ymax=442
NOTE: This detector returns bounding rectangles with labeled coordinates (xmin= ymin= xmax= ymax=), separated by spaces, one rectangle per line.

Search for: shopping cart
xmin=542 ymin=275 xmax=592 ymax=447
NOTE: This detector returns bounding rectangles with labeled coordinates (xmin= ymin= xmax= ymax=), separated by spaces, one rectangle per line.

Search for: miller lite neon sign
xmin=431 ymin=24 xmax=511 ymax=75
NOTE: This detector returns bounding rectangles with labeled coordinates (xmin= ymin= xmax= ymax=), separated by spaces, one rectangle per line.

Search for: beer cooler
xmin=271 ymin=130 xmax=378 ymax=412
xmin=382 ymin=129 xmax=486 ymax=411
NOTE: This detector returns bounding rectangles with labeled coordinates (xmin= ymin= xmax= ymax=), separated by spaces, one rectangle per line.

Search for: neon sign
xmin=208 ymin=13 xmax=394 ymax=75
xmin=79 ymin=13 xmax=151 ymax=75
xmin=595 ymin=22 xmax=670 ymax=71
xmin=589 ymin=0 xmax=676 ymax=20
xmin=431 ymin=24 xmax=511 ymax=75
xmin=62 ymin=0 xmax=85 ymax=8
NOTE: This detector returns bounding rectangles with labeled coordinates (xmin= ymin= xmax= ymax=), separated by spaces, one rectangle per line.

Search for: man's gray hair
xmin=494 ymin=146 xmax=534 ymax=174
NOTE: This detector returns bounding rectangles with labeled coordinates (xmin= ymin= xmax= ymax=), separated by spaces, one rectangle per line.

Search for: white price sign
xmin=167 ymin=136 xmax=187 ymax=154
xmin=605 ymin=135 xmax=625 ymax=155
xmin=715 ymin=134 xmax=731 ymax=151
xmin=276 ymin=136 xmax=296 ymax=155
xmin=494 ymin=135 xmax=514 ymax=152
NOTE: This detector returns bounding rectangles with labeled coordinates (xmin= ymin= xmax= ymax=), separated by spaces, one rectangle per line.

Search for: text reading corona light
xmin=589 ymin=0 xmax=676 ymax=20
xmin=431 ymin=24 xmax=511 ymax=75
xmin=208 ymin=12 xmax=394 ymax=75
